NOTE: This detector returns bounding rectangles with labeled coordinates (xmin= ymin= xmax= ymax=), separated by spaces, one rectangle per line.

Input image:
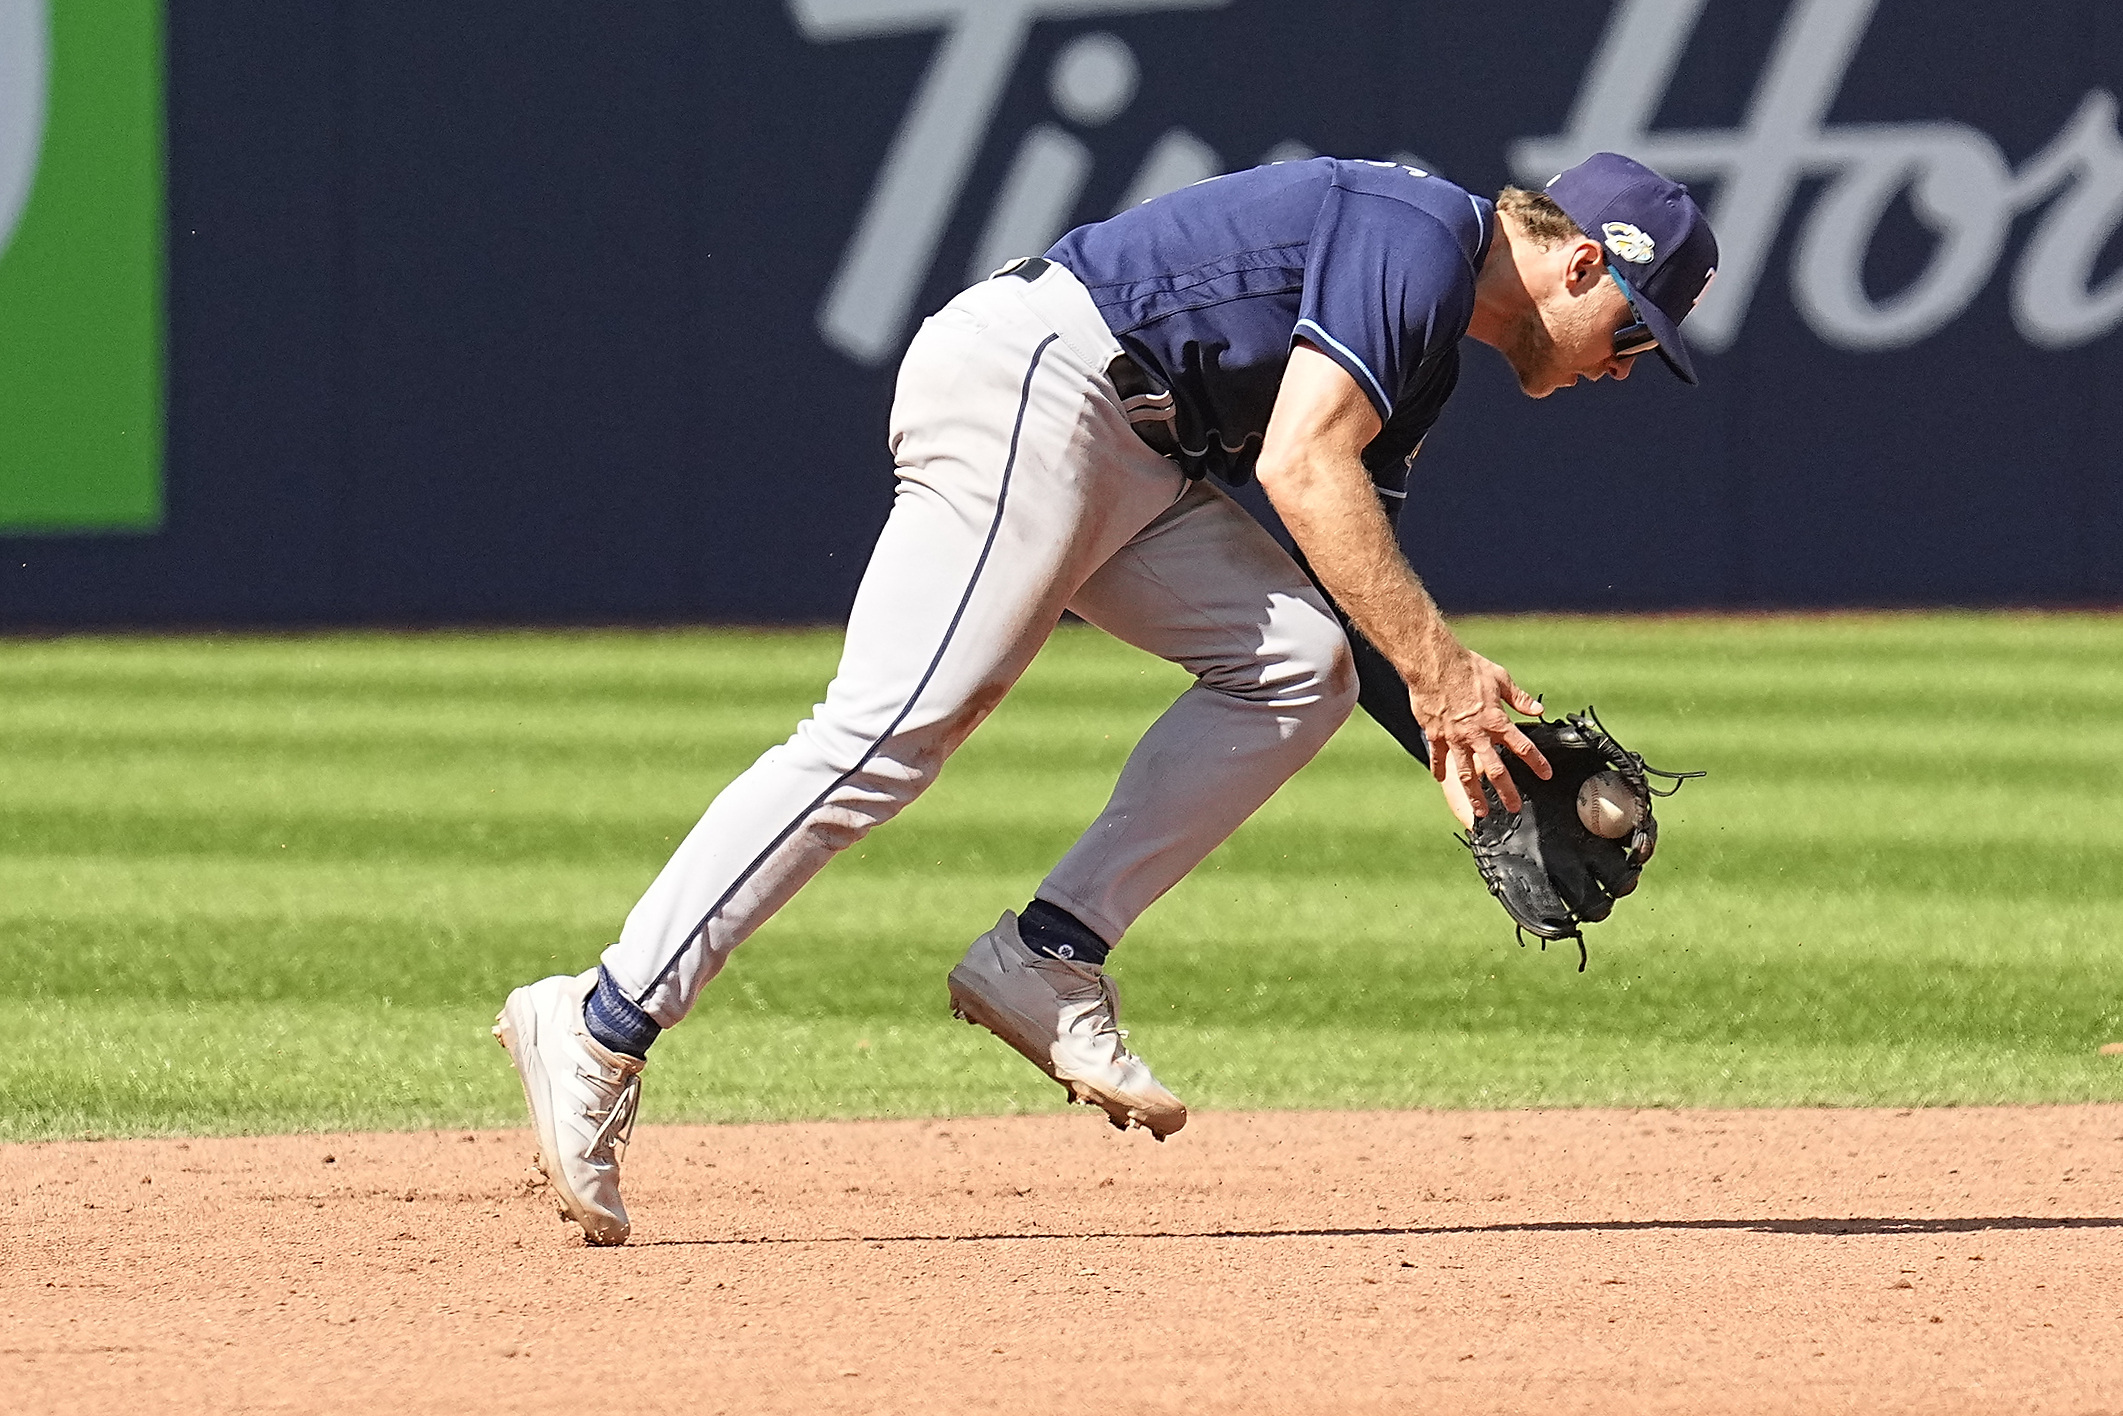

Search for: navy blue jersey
xmin=1046 ymin=157 xmax=1494 ymax=491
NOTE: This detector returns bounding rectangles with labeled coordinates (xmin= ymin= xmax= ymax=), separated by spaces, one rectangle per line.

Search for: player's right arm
xmin=1255 ymin=341 xmax=1548 ymax=819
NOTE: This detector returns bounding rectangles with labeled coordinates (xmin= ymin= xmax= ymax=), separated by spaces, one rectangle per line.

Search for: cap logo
xmin=1602 ymin=221 xmax=1656 ymax=264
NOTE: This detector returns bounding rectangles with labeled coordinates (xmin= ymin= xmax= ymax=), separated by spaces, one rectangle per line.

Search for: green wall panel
xmin=0 ymin=0 xmax=165 ymax=531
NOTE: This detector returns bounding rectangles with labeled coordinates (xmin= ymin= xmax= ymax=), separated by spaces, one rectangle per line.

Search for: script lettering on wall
xmin=1512 ymin=0 xmax=2123 ymax=354
xmin=788 ymin=0 xmax=1233 ymax=366
xmin=0 ymin=0 xmax=48 ymax=264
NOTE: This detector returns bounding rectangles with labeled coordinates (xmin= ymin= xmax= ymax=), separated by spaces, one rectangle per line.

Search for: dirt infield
xmin=5 ymin=1107 xmax=2121 ymax=1415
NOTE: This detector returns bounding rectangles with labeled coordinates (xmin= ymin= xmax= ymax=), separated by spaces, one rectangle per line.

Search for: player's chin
xmin=1505 ymin=350 xmax=1578 ymax=398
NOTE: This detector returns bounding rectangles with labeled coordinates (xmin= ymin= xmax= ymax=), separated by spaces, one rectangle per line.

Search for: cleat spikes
xmin=946 ymin=912 xmax=1186 ymax=1141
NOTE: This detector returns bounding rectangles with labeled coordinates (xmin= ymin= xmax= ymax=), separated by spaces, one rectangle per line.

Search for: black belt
xmin=992 ymin=255 xmax=1050 ymax=283
xmin=994 ymin=257 xmax=1183 ymax=462
xmin=1106 ymin=349 xmax=1182 ymax=459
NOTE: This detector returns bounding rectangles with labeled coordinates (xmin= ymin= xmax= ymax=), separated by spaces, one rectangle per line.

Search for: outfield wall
xmin=1 ymin=0 xmax=2119 ymax=625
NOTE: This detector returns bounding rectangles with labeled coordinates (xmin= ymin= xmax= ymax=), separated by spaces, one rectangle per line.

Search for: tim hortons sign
xmin=795 ymin=0 xmax=2123 ymax=365
xmin=1514 ymin=0 xmax=2123 ymax=354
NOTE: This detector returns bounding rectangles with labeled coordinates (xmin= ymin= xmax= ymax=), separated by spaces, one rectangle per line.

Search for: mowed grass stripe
xmin=3 ymin=615 xmax=2120 ymax=1138
xmin=8 ymin=881 xmax=2117 ymax=1047
xmin=7 ymin=1003 xmax=2117 ymax=1143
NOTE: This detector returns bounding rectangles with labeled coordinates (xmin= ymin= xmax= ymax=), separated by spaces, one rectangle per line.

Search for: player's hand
xmin=1409 ymin=650 xmax=1549 ymax=819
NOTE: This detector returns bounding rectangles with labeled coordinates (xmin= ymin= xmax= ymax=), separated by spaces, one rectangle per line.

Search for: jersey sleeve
xmin=1293 ymin=183 xmax=1474 ymax=425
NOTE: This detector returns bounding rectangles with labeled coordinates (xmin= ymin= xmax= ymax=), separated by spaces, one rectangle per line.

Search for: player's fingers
xmin=1410 ymin=690 xmax=1449 ymax=780
xmin=1451 ymin=746 xmax=1488 ymax=817
xmin=1478 ymin=663 xmax=1541 ymax=718
xmin=1477 ymin=742 xmax=1523 ymax=814
xmin=1501 ymin=723 xmax=1553 ymax=779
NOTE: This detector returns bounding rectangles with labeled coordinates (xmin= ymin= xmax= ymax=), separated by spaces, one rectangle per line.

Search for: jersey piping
xmin=1292 ymin=317 xmax=1394 ymax=417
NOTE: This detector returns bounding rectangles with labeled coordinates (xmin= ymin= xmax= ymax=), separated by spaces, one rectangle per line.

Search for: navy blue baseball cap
xmin=1543 ymin=153 xmax=1719 ymax=385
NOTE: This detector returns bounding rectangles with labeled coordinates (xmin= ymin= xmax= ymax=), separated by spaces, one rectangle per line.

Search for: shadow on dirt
xmin=643 ymin=1214 xmax=2123 ymax=1246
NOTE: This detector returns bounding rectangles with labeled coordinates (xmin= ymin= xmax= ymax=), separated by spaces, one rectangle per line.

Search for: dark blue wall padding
xmin=4 ymin=0 xmax=2118 ymax=624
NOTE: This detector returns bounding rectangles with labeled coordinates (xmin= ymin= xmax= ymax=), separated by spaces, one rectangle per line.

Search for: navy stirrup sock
xmin=584 ymin=965 xmax=661 ymax=1058
xmin=1018 ymin=899 xmax=1111 ymax=966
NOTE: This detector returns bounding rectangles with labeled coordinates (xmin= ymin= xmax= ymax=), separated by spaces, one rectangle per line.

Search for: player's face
xmin=1502 ymin=243 xmax=1645 ymax=398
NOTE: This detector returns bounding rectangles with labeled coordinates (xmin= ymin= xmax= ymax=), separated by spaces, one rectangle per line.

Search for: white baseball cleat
xmin=493 ymin=970 xmax=645 ymax=1246
xmin=947 ymin=911 xmax=1186 ymax=1139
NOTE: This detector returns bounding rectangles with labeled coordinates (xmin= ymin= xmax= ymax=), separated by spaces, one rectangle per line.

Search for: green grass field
xmin=5 ymin=614 xmax=2122 ymax=1141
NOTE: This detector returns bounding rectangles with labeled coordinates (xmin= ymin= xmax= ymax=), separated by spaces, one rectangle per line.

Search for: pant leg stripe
xmin=635 ymin=333 xmax=1063 ymax=1004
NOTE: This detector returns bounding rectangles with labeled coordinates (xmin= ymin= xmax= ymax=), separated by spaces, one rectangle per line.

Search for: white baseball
xmin=1576 ymin=772 xmax=1644 ymax=838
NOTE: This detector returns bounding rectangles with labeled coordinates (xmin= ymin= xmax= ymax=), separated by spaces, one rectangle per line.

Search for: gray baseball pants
xmin=603 ymin=262 xmax=1358 ymax=1026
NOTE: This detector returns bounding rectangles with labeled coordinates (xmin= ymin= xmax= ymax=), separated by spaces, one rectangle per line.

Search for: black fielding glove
xmin=1461 ymin=707 xmax=1702 ymax=970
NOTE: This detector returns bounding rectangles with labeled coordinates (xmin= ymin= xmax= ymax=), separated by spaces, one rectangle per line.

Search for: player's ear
xmin=1566 ymin=237 xmax=1606 ymax=293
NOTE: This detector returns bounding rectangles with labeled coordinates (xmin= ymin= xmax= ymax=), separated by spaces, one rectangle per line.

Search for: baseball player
xmin=497 ymin=151 xmax=1718 ymax=1244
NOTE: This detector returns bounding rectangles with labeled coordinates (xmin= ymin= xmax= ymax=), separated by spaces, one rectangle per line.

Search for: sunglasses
xmin=1604 ymin=261 xmax=1661 ymax=360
